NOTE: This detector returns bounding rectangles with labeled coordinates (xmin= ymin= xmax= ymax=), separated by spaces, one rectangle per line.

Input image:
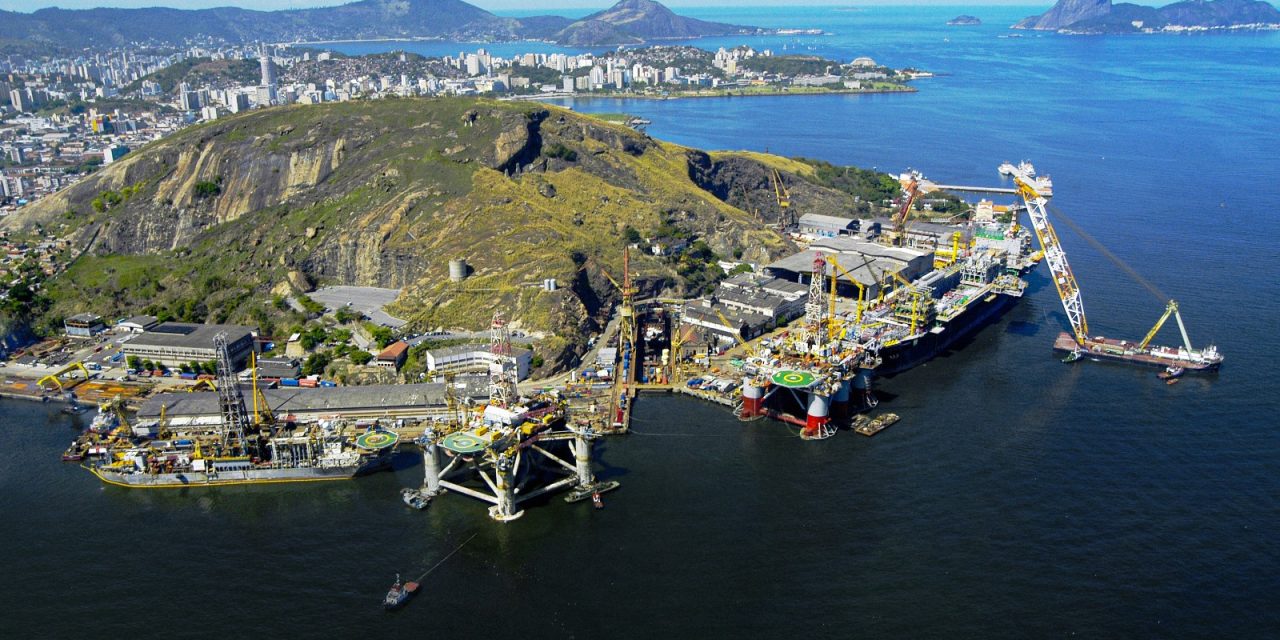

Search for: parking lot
xmin=307 ymin=286 xmax=407 ymax=329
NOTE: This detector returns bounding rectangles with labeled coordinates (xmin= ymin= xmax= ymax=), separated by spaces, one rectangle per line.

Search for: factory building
xmin=123 ymin=322 xmax=256 ymax=370
xmin=63 ymin=313 xmax=106 ymax=337
xmin=798 ymin=213 xmax=860 ymax=238
xmin=376 ymin=341 xmax=409 ymax=371
xmin=423 ymin=344 xmax=533 ymax=381
xmin=115 ymin=315 xmax=158 ymax=333
xmin=721 ymin=272 xmax=808 ymax=304
xmin=714 ymin=287 xmax=803 ymax=322
xmin=765 ymin=237 xmax=934 ymax=299
xmin=136 ymin=378 xmax=493 ymax=427
xmin=680 ymin=300 xmax=771 ymax=345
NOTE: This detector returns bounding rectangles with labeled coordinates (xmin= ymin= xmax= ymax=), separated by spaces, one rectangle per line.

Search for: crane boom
xmin=886 ymin=178 xmax=920 ymax=247
xmin=1139 ymin=300 xmax=1177 ymax=350
xmin=826 ymin=255 xmax=869 ymax=325
xmin=771 ymin=168 xmax=791 ymax=210
xmin=713 ymin=308 xmax=754 ymax=357
xmin=1012 ymin=168 xmax=1089 ymax=344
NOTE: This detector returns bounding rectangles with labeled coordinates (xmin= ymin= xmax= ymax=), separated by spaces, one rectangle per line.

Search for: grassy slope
xmin=15 ymin=97 xmax=890 ymax=363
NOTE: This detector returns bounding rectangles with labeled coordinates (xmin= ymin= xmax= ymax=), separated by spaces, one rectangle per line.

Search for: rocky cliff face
xmin=7 ymin=98 xmax=878 ymax=361
xmin=1015 ymin=0 xmax=1112 ymax=30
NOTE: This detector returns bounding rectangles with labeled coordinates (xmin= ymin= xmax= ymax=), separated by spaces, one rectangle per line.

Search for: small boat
xmin=592 ymin=491 xmax=604 ymax=509
xmin=61 ymin=442 xmax=84 ymax=462
xmin=383 ymin=574 xmax=419 ymax=610
xmin=1157 ymin=366 xmax=1185 ymax=380
xmin=1062 ymin=349 xmax=1083 ymax=364
xmin=401 ymin=487 xmax=430 ymax=510
xmin=1166 ymin=378 xmax=1180 ymax=386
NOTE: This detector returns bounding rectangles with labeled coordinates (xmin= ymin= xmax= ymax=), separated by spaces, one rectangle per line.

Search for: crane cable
xmin=413 ymin=533 xmax=477 ymax=583
xmin=1045 ymin=201 xmax=1169 ymax=303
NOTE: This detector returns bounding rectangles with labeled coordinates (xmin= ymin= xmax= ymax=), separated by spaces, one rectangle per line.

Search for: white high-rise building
xmin=259 ymin=45 xmax=276 ymax=87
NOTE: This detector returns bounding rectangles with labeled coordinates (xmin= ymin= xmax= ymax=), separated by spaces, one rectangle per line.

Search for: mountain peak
xmin=556 ymin=0 xmax=755 ymax=45
xmin=1014 ymin=0 xmax=1280 ymax=32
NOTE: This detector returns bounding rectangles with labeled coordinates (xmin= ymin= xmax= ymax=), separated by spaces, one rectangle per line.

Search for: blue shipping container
xmin=281 ymin=378 xmax=299 ymax=387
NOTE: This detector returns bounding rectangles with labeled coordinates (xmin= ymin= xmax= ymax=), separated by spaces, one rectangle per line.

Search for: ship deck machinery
xmin=737 ymin=211 xmax=1036 ymax=439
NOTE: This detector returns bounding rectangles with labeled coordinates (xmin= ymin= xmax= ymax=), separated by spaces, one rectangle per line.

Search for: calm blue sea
xmin=3 ymin=6 xmax=1278 ymax=638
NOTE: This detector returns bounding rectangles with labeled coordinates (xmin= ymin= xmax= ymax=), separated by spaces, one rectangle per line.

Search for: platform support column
xmin=489 ymin=455 xmax=524 ymax=522
xmin=804 ymin=391 xmax=830 ymax=438
xmin=421 ymin=429 xmax=442 ymax=496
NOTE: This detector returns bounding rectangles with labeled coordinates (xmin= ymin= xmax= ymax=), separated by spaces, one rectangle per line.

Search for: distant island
xmin=1015 ymin=0 xmax=1280 ymax=33
xmin=0 ymin=0 xmax=769 ymax=51
xmin=947 ymin=15 xmax=983 ymax=26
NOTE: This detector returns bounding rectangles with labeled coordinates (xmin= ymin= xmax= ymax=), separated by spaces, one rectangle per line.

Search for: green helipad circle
xmin=771 ymin=370 xmax=817 ymax=389
xmin=355 ymin=430 xmax=399 ymax=450
xmin=441 ymin=432 xmax=487 ymax=454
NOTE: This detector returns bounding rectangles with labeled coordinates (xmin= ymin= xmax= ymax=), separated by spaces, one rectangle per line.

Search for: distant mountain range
xmin=0 ymin=0 xmax=762 ymax=51
xmin=1015 ymin=0 xmax=1280 ymax=33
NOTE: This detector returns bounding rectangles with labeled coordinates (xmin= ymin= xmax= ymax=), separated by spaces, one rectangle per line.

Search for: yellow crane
xmin=249 ymin=352 xmax=274 ymax=427
xmin=714 ymin=308 xmax=755 ymax=358
xmin=825 ymin=254 xmax=871 ymax=331
xmin=884 ymin=177 xmax=921 ymax=248
xmin=668 ymin=308 xmax=685 ymax=384
xmin=770 ymin=168 xmax=791 ymax=211
xmin=1138 ymin=300 xmax=1196 ymax=352
xmin=37 ymin=361 xmax=91 ymax=392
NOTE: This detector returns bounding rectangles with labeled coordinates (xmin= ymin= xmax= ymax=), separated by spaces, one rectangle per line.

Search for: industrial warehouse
xmin=122 ymin=322 xmax=256 ymax=369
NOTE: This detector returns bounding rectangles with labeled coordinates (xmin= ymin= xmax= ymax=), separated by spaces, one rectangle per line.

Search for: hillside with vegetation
xmin=4 ymin=97 xmax=895 ymax=370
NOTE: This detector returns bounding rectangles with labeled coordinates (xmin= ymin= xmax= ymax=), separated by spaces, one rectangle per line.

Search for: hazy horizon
xmin=1 ymin=1 xmax=1055 ymax=14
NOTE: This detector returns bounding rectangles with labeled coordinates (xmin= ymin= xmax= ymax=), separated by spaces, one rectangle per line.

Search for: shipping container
xmin=280 ymin=378 xmax=299 ymax=387
xmin=299 ymin=379 xmax=318 ymax=388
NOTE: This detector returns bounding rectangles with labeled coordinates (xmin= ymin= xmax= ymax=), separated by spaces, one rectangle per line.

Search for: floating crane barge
xmin=1004 ymin=164 xmax=1224 ymax=372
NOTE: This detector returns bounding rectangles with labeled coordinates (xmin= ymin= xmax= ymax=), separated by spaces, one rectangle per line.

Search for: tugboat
xmin=61 ymin=442 xmax=85 ymax=462
xmin=383 ymin=574 xmax=419 ymax=610
xmin=1062 ymin=349 xmax=1083 ymax=364
xmin=592 ymin=491 xmax=604 ymax=510
xmin=1157 ymin=365 xmax=1185 ymax=381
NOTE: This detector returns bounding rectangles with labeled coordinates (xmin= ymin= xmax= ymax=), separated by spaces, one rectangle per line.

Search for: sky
xmin=0 ymin=1 xmax=1049 ymax=12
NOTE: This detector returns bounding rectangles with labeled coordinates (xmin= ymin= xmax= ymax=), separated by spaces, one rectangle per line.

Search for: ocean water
xmin=3 ymin=6 xmax=1279 ymax=638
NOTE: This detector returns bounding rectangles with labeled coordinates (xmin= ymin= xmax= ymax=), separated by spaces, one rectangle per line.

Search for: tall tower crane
xmin=884 ymin=175 xmax=921 ymax=248
xmin=803 ymin=253 xmax=828 ymax=343
xmin=1009 ymin=165 xmax=1089 ymax=345
xmin=770 ymin=168 xmax=793 ymax=229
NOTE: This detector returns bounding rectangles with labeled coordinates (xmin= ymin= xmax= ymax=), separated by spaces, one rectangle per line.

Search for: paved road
xmin=307 ymin=286 xmax=408 ymax=329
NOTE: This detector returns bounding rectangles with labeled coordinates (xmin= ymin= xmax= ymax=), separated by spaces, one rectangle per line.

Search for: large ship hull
xmin=86 ymin=456 xmax=391 ymax=489
xmin=875 ymin=292 xmax=1020 ymax=377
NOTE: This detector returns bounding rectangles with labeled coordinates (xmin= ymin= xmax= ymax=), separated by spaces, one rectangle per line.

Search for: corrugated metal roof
xmin=138 ymin=379 xmax=491 ymax=419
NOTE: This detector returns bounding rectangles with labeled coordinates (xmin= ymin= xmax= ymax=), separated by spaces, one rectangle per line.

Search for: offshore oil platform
xmin=400 ymin=312 xmax=618 ymax=521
